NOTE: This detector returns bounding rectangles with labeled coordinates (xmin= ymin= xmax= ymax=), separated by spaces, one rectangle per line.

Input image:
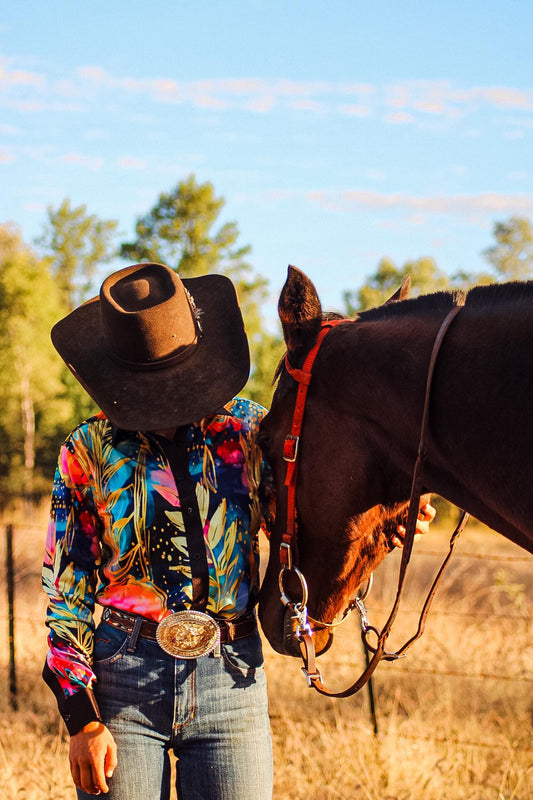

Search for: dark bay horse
xmin=258 ymin=266 xmax=533 ymax=658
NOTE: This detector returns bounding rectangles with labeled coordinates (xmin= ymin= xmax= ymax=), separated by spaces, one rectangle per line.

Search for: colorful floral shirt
xmin=42 ymin=397 xmax=268 ymax=732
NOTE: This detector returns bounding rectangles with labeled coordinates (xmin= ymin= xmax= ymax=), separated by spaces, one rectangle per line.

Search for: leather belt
xmin=101 ymin=606 xmax=257 ymax=646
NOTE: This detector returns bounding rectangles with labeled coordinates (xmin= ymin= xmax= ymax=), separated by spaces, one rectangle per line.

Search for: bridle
xmin=279 ymin=306 xmax=469 ymax=698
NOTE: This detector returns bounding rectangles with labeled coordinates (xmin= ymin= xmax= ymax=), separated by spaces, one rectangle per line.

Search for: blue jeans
xmin=76 ymin=620 xmax=273 ymax=800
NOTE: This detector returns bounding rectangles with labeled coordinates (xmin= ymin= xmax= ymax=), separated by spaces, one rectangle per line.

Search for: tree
xmin=120 ymin=174 xmax=272 ymax=403
xmin=344 ymin=256 xmax=451 ymax=314
xmin=483 ymin=216 xmax=533 ymax=281
xmin=243 ymin=331 xmax=285 ymax=409
xmin=37 ymin=198 xmax=119 ymax=310
xmin=121 ymin=175 xmax=249 ymax=277
xmin=0 ymin=225 xmax=72 ymax=501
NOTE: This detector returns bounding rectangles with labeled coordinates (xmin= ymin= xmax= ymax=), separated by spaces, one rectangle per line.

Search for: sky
xmin=1 ymin=0 xmax=532 ymax=323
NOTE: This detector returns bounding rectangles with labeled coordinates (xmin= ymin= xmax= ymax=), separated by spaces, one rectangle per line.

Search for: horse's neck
xmin=349 ymin=313 xmax=533 ymax=551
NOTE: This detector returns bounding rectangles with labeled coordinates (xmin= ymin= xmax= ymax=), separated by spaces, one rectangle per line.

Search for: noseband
xmin=280 ymin=307 xmax=468 ymax=698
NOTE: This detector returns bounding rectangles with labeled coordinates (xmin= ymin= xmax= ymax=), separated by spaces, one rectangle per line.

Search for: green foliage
xmin=244 ymin=332 xmax=285 ymax=409
xmin=344 ymin=256 xmax=452 ymax=314
xmin=0 ymin=225 xmax=72 ymax=500
xmin=4 ymin=190 xmax=530 ymax=508
xmin=121 ymin=174 xmax=249 ymax=277
xmin=37 ymin=198 xmax=119 ymax=310
xmin=342 ymin=217 xmax=533 ymax=316
xmin=483 ymin=216 xmax=533 ymax=280
xmin=120 ymin=173 xmax=271 ymax=403
xmin=34 ymin=198 xmax=113 ymax=439
xmin=59 ymin=369 xmax=99 ymax=431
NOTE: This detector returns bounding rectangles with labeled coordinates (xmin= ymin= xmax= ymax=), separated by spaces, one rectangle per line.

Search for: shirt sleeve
xmin=42 ymin=437 xmax=103 ymax=735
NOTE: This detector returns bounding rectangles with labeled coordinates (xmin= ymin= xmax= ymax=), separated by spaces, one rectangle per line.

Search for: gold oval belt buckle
xmin=156 ymin=611 xmax=220 ymax=659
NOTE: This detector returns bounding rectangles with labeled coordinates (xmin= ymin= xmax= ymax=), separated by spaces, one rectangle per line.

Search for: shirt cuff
xmin=42 ymin=662 xmax=102 ymax=736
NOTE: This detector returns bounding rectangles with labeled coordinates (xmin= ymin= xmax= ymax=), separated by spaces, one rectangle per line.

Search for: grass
xmin=1 ymin=503 xmax=532 ymax=799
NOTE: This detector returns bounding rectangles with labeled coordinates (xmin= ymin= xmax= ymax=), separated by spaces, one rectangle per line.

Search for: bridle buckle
xmin=279 ymin=541 xmax=293 ymax=570
xmin=283 ymin=435 xmax=299 ymax=462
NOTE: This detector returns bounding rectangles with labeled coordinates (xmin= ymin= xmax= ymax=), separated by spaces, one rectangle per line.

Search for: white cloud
xmin=193 ymin=93 xmax=231 ymax=110
xmin=508 ymin=171 xmax=528 ymax=181
xmin=1 ymin=57 xmax=532 ymax=130
xmin=23 ymin=201 xmax=47 ymax=213
xmin=58 ymin=152 xmax=104 ymax=171
xmin=0 ymin=148 xmax=14 ymax=164
xmin=83 ymin=128 xmax=108 ymax=141
xmin=366 ymin=169 xmax=387 ymax=181
xmin=245 ymin=96 xmax=276 ymax=113
xmin=0 ymin=65 xmax=46 ymax=91
xmin=236 ymin=188 xmax=533 ymax=224
xmin=457 ymin=86 xmax=533 ymax=110
xmin=504 ymin=130 xmax=525 ymax=140
xmin=306 ymin=189 xmax=533 ymax=220
xmin=9 ymin=99 xmax=47 ymax=112
xmin=339 ymin=104 xmax=371 ymax=117
xmin=76 ymin=65 xmax=107 ymax=83
xmin=117 ymin=155 xmax=147 ymax=170
xmin=385 ymin=111 xmax=415 ymax=124
xmin=288 ymin=99 xmax=327 ymax=113
xmin=339 ymin=82 xmax=375 ymax=96
xmin=384 ymin=80 xmax=533 ymax=118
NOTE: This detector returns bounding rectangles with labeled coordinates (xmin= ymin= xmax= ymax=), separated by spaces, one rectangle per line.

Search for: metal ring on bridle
xmin=307 ymin=573 xmax=374 ymax=629
xmin=361 ymin=624 xmax=383 ymax=654
xmin=278 ymin=565 xmax=309 ymax=609
xmin=356 ymin=573 xmax=373 ymax=602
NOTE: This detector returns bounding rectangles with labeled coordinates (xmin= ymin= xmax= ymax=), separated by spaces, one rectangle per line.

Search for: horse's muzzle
xmin=281 ymin=606 xmax=334 ymax=658
xmin=282 ymin=606 xmax=306 ymax=657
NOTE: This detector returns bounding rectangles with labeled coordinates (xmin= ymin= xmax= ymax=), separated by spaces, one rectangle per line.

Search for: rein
xmin=280 ymin=305 xmax=468 ymax=697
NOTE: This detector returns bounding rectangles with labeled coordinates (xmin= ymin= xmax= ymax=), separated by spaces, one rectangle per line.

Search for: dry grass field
xmin=1 ymin=503 xmax=532 ymax=799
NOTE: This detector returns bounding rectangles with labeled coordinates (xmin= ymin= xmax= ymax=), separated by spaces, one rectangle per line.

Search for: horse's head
xmin=258 ymin=266 xmax=416 ymax=656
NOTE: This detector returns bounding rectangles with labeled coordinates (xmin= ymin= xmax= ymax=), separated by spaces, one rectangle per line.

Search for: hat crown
xmin=111 ymin=276 xmax=161 ymax=308
xmin=100 ymin=263 xmax=198 ymax=366
xmin=50 ymin=264 xmax=250 ymax=430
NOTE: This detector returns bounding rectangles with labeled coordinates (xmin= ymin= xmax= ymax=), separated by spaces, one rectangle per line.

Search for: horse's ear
xmin=383 ymin=274 xmax=411 ymax=305
xmin=278 ymin=265 xmax=322 ymax=355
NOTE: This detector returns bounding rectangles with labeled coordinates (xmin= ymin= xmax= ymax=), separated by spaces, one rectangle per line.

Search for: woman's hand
xmin=391 ymin=500 xmax=437 ymax=548
xmin=69 ymin=721 xmax=117 ymax=795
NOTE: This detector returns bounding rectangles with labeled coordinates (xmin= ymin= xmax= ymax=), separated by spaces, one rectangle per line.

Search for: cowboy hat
xmin=51 ymin=263 xmax=250 ymax=430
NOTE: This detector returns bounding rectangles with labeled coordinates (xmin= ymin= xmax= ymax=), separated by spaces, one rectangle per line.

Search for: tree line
xmin=1 ymin=173 xmax=532 ymax=506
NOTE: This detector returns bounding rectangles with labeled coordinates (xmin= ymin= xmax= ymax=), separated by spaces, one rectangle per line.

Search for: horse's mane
xmin=356 ymin=280 xmax=533 ymax=323
xmin=273 ymin=280 xmax=533 ymax=385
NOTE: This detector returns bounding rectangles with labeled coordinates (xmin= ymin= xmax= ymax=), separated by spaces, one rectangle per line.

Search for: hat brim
xmin=51 ymin=274 xmax=250 ymax=430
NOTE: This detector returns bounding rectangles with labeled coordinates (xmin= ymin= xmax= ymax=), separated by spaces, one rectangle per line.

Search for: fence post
xmin=363 ymin=641 xmax=378 ymax=734
xmin=6 ymin=523 xmax=18 ymax=711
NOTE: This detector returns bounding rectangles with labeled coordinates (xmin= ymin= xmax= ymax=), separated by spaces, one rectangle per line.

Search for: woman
xmin=43 ymin=262 xmax=273 ymax=799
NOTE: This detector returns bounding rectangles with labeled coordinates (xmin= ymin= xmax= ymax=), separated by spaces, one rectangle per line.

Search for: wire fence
xmin=419 ymin=548 xmax=533 ymax=563
xmin=396 ymin=732 xmax=531 ymax=753
xmin=394 ymin=665 xmax=533 ymax=683
xmin=3 ymin=519 xmax=533 ymax=757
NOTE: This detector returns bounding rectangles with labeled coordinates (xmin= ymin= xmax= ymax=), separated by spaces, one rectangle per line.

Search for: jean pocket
xmin=221 ymin=631 xmax=265 ymax=679
xmin=93 ymin=621 xmax=130 ymax=665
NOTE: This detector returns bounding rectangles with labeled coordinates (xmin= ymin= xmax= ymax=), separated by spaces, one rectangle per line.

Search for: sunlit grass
xmin=1 ymin=504 xmax=532 ymax=799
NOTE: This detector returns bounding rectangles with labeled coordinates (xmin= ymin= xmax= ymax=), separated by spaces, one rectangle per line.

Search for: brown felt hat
xmin=51 ymin=263 xmax=250 ymax=430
